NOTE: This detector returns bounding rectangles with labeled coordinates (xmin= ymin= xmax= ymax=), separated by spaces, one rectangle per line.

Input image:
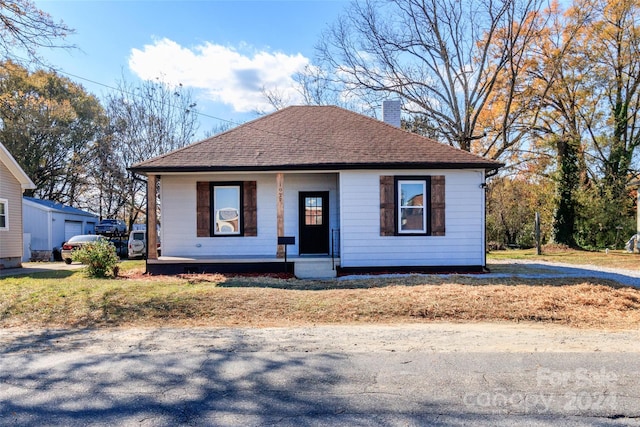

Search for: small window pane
xmin=214 ymin=186 xmax=240 ymax=235
xmin=0 ymin=201 xmax=6 ymax=229
xmin=400 ymin=207 xmax=424 ymax=232
xmin=400 ymin=183 xmax=424 ymax=208
xmin=305 ymin=197 xmax=323 ymax=225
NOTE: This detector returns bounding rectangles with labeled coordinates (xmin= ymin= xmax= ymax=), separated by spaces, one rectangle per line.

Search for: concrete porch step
xmin=294 ymin=258 xmax=338 ymax=279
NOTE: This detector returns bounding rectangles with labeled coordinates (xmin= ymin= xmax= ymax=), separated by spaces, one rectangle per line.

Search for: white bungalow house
xmin=130 ymin=104 xmax=502 ymax=278
xmin=0 ymin=142 xmax=35 ymax=269
xmin=22 ymin=197 xmax=98 ymax=261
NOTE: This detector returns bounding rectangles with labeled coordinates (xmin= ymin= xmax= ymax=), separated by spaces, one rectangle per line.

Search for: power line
xmin=7 ymin=53 xmax=246 ymax=129
xmin=47 ymin=66 xmax=244 ymax=128
xmin=4 ymin=59 xmax=384 ymax=158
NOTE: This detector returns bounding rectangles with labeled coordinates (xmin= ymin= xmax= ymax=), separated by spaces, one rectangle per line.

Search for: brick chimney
xmin=382 ymin=100 xmax=401 ymax=128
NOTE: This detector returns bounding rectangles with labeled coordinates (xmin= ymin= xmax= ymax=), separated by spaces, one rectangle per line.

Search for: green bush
xmin=72 ymin=239 xmax=119 ymax=278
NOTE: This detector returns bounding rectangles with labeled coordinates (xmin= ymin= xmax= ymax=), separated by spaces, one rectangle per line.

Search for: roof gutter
xmin=129 ymin=161 xmax=504 ymax=175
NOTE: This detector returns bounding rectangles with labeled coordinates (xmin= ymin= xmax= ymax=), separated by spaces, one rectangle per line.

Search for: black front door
xmin=299 ymin=191 xmax=329 ymax=254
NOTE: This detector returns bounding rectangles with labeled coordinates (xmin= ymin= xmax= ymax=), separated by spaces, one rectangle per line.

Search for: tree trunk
xmin=552 ymin=138 xmax=579 ymax=247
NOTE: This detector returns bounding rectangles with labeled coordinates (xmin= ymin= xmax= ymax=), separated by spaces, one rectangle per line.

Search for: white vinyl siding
xmin=339 ymin=169 xmax=486 ymax=268
xmin=159 ymin=169 xmax=486 ymax=268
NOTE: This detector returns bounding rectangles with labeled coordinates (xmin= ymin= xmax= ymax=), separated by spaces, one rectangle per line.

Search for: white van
xmin=127 ymin=230 xmax=147 ymax=259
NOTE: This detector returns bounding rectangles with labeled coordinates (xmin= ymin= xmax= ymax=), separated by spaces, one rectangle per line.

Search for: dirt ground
xmin=1 ymin=322 xmax=638 ymax=354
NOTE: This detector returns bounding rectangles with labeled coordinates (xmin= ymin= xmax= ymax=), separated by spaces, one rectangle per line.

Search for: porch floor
xmin=148 ymin=255 xmax=339 ymax=264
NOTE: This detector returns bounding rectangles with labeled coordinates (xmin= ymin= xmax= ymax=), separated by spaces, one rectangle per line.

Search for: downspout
xmin=48 ymin=210 xmax=53 ymax=255
xmin=481 ymin=170 xmax=490 ymax=272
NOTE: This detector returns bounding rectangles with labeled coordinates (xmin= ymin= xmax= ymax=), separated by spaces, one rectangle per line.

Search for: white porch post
xmin=147 ymin=174 xmax=158 ymax=260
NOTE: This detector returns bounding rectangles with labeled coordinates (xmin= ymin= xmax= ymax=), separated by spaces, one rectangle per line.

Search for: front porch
xmin=146 ymin=255 xmax=341 ymax=279
xmin=143 ymin=172 xmax=342 ymax=279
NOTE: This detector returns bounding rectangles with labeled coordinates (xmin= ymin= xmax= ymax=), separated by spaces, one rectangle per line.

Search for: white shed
xmin=22 ymin=197 xmax=98 ymax=261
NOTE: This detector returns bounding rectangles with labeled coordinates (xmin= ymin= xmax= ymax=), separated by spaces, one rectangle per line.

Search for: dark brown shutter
xmin=243 ymin=181 xmax=257 ymax=236
xmin=196 ymin=182 xmax=211 ymax=237
xmin=430 ymin=176 xmax=445 ymax=236
xmin=380 ymin=175 xmax=395 ymax=236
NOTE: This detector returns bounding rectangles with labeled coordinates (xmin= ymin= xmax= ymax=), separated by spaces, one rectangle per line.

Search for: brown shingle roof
xmin=130 ymin=105 xmax=502 ymax=173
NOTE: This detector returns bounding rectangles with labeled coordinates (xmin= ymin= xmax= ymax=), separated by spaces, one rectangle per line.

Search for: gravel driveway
xmin=486 ymin=259 xmax=640 ymax=287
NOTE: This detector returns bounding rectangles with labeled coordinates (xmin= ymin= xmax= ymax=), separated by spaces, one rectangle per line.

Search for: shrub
xmin=72 ymin=239 xmax=119 ymax=278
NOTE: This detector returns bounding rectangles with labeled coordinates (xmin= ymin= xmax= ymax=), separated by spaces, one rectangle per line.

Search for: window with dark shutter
xmin=196 ymin=181 xmax=257 ymax=237
xmin=379 ymin=175 xmax=445 ymax=236
xmin=398 ymin=178 xmax=428 ymax=234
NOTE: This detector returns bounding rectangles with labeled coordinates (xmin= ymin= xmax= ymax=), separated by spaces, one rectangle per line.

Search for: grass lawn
xmin=1 ymin=250 xmax=639 ymax=330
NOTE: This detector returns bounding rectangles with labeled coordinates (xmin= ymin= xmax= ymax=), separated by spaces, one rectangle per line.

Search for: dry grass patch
xmin=1 ymin=263 xmax=639 ymax=329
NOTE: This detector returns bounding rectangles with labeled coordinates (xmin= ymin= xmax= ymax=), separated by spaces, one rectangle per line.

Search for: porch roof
xmin=130 ymin=105 xmax=502 ymax=174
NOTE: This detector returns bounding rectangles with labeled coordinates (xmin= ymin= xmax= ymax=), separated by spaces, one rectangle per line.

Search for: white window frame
xmin=397 ymin=180 xmax=426 ymax=234
xmin=213 ymin=185 xmax=241 ymax=236
xmin=0 ymin=198 xmax=8 ymax=230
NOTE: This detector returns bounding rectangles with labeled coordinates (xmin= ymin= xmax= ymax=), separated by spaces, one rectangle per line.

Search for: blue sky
xmin=33 ymin=0 xmax=350 ymax=137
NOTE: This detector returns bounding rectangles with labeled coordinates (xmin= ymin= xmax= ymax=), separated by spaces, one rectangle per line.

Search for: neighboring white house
xmin=22 ymin=197 xmax=98 ymax=261
xmin=0 ymin=142 xmax=35 ymax=269
xmin=130 ymin=104 xmax=503 ymax=278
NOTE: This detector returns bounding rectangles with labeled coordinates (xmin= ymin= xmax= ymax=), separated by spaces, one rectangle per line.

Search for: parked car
xmin=61 ymin=235 xmax=107 ymax=264
xmin=95 ymin=219 xmax=127 ymax=236
xmin=110 ymin=238 xmax=128 ymax=259
xmin=127 ymin=230 xmax=161 ymax=259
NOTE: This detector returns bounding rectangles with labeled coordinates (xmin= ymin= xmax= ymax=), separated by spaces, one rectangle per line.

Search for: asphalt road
xmin=0 ymin=325 xmax=638 ymax=426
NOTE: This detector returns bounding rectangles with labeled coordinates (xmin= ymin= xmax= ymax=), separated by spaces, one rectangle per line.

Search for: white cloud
xmin=128 ymin=38 xmax=310 ymax=113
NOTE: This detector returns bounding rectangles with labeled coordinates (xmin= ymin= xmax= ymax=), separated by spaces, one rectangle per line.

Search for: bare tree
xmin=317 ymin=0 xmax=545 ymax=157
xmin=86 ymin=131 xmax=128 ymax=221
xmin=203 ymin=121 xmax=237 ymax=138
xmin=259 ymin=84 xmax=292 ymax=112
xmin=100 ymin=77 xmax=199 ymax=226
xmin=0 ymin=0 xmax=74 ymax=64
xmin=260 ymin=63 xmax=373 ymax=114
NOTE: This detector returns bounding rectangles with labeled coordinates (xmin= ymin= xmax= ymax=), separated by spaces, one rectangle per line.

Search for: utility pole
xmin=535 ymin=212 xmax=541 ymax=255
